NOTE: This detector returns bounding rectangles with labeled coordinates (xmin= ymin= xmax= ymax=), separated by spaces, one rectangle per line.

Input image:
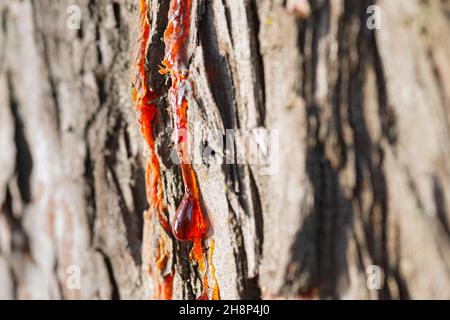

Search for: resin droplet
xmin=172 ymin=193 xmax=207 ymax=241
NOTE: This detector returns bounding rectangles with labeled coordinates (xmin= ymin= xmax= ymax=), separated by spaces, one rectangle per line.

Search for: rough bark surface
xmin=0 ymin=0 xmax=449 ymax=299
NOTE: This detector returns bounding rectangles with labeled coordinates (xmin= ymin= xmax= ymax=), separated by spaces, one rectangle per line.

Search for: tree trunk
xmin=0 ymin=0 xmax=449 ymax=300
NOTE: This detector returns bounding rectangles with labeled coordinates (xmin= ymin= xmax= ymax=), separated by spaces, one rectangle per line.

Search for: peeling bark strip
xmin=160 ymin=0 xmax=220 ymax=300
xmin=132 ymin=0 xmax=173 ymax=299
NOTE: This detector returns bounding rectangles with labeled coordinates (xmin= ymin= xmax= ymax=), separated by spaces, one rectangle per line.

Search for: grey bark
xmin=0 ymin=0 xmax=449 ymax=299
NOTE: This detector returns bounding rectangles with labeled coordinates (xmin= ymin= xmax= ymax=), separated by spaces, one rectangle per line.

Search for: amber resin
xmin=161 ymin=0 xmax=219 ymax=300
xmin=132 ymin=0 xmax=173 ymax=299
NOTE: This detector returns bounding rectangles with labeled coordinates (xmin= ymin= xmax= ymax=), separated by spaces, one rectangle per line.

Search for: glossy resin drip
xmin=160 ymin=0 xmax=207 ymax=242
xmin=132 ymin=0 xmax=173 ymax=299
xmin=160 ymin=0 xmax=219 ymax=300
xmin=209 ymin=240 xmax=220 ymax=300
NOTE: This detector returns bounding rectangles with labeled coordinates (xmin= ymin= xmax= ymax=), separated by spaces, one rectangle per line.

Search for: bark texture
xmin=0 ymin=0 xmax=449 ymax=299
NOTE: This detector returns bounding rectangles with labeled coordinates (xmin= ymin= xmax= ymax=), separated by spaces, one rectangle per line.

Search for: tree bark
xmin=0 ymin=0 xmax=449 ymax=299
